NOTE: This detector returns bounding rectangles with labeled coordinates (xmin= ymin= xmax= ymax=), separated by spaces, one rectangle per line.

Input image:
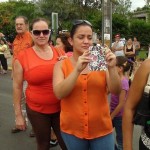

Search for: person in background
xmin=111 ymin=34 xmax=125 ymax=56
xmin=48 ymin=39 xmax=55 ymax=46
xmin=49 ymin=35 xmax=68 ymax=147
xmin=55 ymin=33 xmax=73 ymax=57
xmin=133 ymin=37 xmax=140 ymax=60
xmin=124 ymin=38 xmax=135 ymax=62
xmin=53 ymin=20 xmax=121 ymax=150
xmin=0 ymin=38 xmax=8 ymax=74
xmin=11 ymin=16 xmax=34 ymax=137
xmin=110 ymin=56 xmax=133 ymax=150
xmin=123 ymin=58 xmax=150 ymax=150
xmin=13 ymin=18 xmax=67 ymax=150
xmin=0 ymin=32 xmax=5 ymax=39
xmin=13 ymin=16 xmax=33 ymax=59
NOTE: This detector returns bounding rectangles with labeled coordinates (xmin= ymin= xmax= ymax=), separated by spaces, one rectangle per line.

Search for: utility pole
xmin=102 ymin=0 xmax=112 ymax=48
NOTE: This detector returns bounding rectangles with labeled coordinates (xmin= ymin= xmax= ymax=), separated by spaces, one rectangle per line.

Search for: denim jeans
xmin=61 ymin=131 xmax=114 ymax=150
xmin=112 ymin=117 xmax=123 ymax=150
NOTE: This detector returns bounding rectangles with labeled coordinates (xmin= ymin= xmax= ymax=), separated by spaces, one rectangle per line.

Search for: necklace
xmin=33 ymin=45 xmax=51 ymax=53
xmin=33 ymin=45 xmax=53 ymax=60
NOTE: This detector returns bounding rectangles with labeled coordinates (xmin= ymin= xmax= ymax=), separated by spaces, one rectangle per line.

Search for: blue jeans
xmin=112 ymin=117 xmax=123 ymax=150
xmin=61 ymin=131 xmax=114 ymax=150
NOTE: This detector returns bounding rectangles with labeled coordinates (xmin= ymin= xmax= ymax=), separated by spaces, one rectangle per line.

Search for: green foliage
xmin=113 ymin=0 xmax=132 ymax=15
xmin=0 ymin=0 xmax=149 ymax=48
xmin=0 ymin=0 xmax=42 ymax=42
xmin=112 ymin=13 xmax=129 ymax=38
xmin=129 ymin=19 xmax=150 ymax=46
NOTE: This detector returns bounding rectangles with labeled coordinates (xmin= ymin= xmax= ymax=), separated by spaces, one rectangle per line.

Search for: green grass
xmin=137 ymin=50 xmax=148 ymax=59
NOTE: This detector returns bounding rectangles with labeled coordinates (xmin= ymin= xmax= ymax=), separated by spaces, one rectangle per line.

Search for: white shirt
xmin=112 ymin=41 xmax=124 ymax=56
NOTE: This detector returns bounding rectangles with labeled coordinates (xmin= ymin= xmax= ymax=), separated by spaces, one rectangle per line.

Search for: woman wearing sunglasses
xmin=53 ymin=20 xmax=121 ymax=150
xmin=13 ymin=18 xmax=67 ymax=150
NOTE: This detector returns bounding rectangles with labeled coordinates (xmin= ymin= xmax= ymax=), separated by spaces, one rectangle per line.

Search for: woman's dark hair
xmin=56 ymin=33 xmax=73 ymax=52
xmin=116 ymin=56 xmax=134 ymax=86
xmin=30 ymin=18 xmax=49 ymax=30
xmin=116 ymin=56 xmax=133 ymax=72
xmin=70 ymin=20 xmax=92 ymax=38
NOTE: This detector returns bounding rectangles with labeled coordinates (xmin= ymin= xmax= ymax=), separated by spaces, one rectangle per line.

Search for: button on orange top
xmin=60 ymin=58 xmax=113 ymax=139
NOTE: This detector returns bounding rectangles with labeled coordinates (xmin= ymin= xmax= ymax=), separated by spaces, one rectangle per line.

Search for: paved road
xmin=0 ymin=71 xmax=60 ymax=150
xmin=0 ymin=71 xmax=141 ymax=150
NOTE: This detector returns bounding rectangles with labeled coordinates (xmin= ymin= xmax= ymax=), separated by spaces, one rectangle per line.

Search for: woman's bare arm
xmin=123 ymin=59 xmax=150 ymax=150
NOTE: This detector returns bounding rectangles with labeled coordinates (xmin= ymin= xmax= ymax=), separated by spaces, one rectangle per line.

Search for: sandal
xmin=11 ymin=127 xmax=23 ymax=133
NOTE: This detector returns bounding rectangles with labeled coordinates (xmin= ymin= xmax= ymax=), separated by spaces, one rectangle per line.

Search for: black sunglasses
xmin=73 ymin=20 xmax=92 ymax=27
xmin=32 ymin=29 xmax=50 ymax=36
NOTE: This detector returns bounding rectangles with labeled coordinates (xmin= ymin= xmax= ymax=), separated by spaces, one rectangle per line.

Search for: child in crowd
xmin=110 ymin=56 xmax=133 ymax=150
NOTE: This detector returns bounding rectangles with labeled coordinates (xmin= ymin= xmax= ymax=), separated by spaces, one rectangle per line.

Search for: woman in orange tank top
xmin=53 ymin=20 xmax=121 ymax=150
xmin=13 ymin=18 xmax=67 ymax=150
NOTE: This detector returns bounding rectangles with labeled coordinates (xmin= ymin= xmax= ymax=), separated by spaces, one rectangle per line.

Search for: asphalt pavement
xmin=0 ymin=71 xmax=60 ymax=150
xmin=0 ymin=70 xmax=141 ymax=150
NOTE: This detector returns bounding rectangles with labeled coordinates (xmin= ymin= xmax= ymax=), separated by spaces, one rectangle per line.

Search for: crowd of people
xmin=0 ymin=15 xmax=149 ymax=150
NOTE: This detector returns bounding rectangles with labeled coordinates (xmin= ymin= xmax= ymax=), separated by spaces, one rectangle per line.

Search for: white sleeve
xmin=119 ymin=41 xmax=124 ymax=47
xmin=111 ymin=42 xmax=114 ymax=47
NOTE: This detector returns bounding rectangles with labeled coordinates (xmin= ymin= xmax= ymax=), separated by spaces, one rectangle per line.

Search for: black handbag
xmin=133 ymin=75 xmax=150 ymax=126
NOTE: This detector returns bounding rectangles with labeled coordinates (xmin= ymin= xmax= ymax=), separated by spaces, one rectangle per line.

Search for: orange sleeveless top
xmin=60 ymin=58 xmax=113 ymax=139
xmin=16 ymin=47 xmax=64 ymax=114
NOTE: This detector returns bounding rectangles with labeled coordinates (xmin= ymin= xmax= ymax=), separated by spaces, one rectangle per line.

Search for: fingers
xmin=79 ymin=51 xmax=91 ymax=62
xmin=105 ymin=50 xmax=116 ymax=67
xmin=57 ymin=55 xmax=68 ymax=61
xmin=83 ymin=50 xmax=90 ymax=56
xmin=15 ymin=117 xmax=26 ymax=130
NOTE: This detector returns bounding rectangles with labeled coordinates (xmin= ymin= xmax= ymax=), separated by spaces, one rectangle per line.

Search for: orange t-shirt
xmin=13 ymin=31 xmax=33 ymax=58
xmin=60 ymin=58 xmax=113 ymax=139
xmin=16 ymin=47 xmax=63 ymax=114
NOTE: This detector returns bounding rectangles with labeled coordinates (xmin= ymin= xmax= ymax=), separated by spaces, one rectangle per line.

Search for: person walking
xmin=11 ymin=16 xmax=34 ymax=136
xmin=13 ymin=18 xmax=67 ymax=150
xmin=0 ymin=38 xmax=8 ymax=74
xmin=110 ymin=56 xmax=133 ymax=150
xmin=53 ymin=20 xmax=121 ymax=150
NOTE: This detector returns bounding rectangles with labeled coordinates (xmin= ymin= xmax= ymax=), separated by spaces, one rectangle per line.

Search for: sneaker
xmin=11 ymin=127 xmax=23 ymax=133
xmin=3 ymin=70 xmax=7 ymax=74
xmin=50 ymin=139 xmax=58 ymax=147
xmin=0 ymin=70 xmax=7 ymax=74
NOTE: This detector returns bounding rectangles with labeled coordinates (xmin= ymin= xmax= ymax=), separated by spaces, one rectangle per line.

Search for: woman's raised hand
xmin=75 ymin=50 xmax=91 ymax=73
xmin=105 ymin=49 xmax=116 ymax=68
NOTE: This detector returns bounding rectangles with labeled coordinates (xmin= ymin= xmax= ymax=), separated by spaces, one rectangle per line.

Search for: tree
xmin=70 ymin=0 xmax=101 ymax=9
xmin=37 ymin=0 xmax=102 ymax=30
xmin=113 ymin=0 xmax=132 ymax=15
xmin=0 ymin=0 xmax=42 ymax=42
xmin=112 ymin=13 xmax=129 ymax=38
xmin=130 ymin=19 xmax=150 ymax=46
